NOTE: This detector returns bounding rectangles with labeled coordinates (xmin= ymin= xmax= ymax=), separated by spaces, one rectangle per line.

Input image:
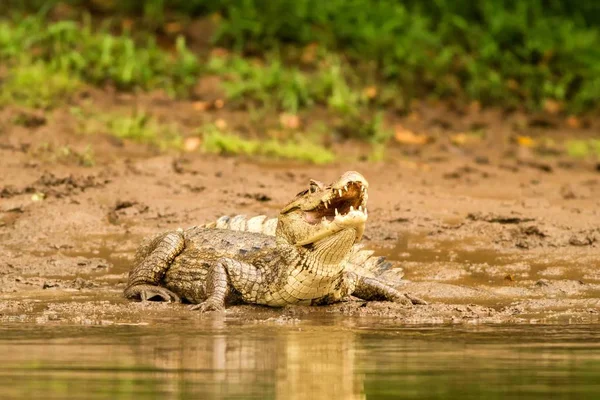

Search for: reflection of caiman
xmin=124 ymin=171 xmax=425 ymax=311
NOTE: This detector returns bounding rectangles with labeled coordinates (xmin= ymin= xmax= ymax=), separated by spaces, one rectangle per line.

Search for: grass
xmin=4 ymin=1 xmax=600 ymax=114
xmin=526 ymin=136 xmax=600 ymax=160
xmin=206 ymin=0 xmax=600 ymax=114
xmin=69 ymin=108 xmax=336 ymax=163
xmin=206 ymin=53 xmax=367 ymax=116
xmin=205 ymin=52 xmax=398 ymax=146
xmin=201 ymin=124 xmax=335 ymax=164
xmin=70 ymin=107 xmax=184 ymax=150
xmin=29 ymin=143 xmax=96 ymax=167
xmin=565 ymin=139 xmax=600 ymax=159
xmin=0 ymin=13 xmax=200 ymax=105
xmin=107 ymin=112 xmax=183 ymax=150
xmin=206 ymin=52 xmax=392 ymax=142
xmin=0 ymin=61 xmax=80 ymax=108
xmin=207 ymin=55 xmax=313 ymax=113
xmin=0 ymin=12 xmax=376 ymax=144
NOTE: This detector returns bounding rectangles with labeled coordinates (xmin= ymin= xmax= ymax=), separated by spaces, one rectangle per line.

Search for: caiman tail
xmin=202 ymin=215 xmax=278 ymax=235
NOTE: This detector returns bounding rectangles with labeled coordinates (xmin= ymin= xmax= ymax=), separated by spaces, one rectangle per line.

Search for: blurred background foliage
xmin=3 ymin=0 xmax=598 ymax=114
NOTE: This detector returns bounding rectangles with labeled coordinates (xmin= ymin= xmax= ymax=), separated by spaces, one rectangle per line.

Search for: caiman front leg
xmin=124 ymin=231 xmax=184 ymax=303
xmin=189 ymin=258 xmax=265 ymax=312
xmin=345 ymin=272 xmax=427 ymax=305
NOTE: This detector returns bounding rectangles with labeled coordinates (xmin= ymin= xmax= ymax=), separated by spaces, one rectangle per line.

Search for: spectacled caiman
xmin=124 ymin=171 xmax=426 ymax=311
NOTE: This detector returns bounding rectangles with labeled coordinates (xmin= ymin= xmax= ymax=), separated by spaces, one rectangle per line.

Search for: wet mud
xmin=1 ymin=116 xmax=600 ymax=326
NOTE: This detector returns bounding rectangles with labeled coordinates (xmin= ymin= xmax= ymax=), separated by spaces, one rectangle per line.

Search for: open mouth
xmin=304 ymin=181 xmax=367 ymax=224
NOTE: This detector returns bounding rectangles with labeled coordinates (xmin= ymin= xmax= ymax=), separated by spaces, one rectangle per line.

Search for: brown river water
xmin=1 ymin=320 xmax=599 ymax=399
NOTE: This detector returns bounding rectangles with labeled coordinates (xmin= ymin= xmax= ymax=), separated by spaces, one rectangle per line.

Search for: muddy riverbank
xmin=1 ymin=112 xmax=600 ymax=325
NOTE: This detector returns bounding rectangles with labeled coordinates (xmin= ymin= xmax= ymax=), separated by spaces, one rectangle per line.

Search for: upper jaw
xmin=297 ymin=178 xmax=369 ymax=246
xmin=320 ymin=179 xmax=368 ymax=213
xmin=332 ymin=171 xmax=369 ymax=190
xmin=304 ymin=179 xmax=368 ymax=224
xmin=325 ymin=170 xmax=369 ymax=213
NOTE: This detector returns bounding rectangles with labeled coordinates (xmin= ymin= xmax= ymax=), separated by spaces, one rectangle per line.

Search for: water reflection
xmin=1 ymin=320 xmax=599 ymax=399
xmin=128 ymin=318 xmax=365 ymax=400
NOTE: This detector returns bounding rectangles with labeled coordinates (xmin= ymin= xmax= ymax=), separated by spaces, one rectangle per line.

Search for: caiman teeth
xmin=335 ymin=208 xmax=339 ymax=216
xmin=324 ymin=201 xmax=328 ymax=209
xmin=350 ymin=205 xmax=354 ymax=212
xmin=344 ymin=185 xmax=348 ymax=192
xmin=338 ymin=189 xmax=343 ymax=197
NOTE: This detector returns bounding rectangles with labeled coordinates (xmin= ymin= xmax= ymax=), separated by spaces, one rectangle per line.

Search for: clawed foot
xmin=189 ymin=298 xmax=225 ymax=313
xmin=404 ymin=293 xmax=428 ymax=305
xmin=125 ymin=284 xmax=181 ymax=303
xmin=393 ymin=293 xmax=428 ymax=306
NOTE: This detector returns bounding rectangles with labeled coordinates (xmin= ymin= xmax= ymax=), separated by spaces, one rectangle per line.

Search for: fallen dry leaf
xmin=214 ymin=119 xmax=228 ymax=130
xmin=363 ymin=86 xmax=378 ymax=100
xmin=394 ymin=125 xmax=430 ymax=145
xmin=121 ymin=18 xmax=134 ymax=31
xmin=543 ymin=99 xmax=562 ymax=115
xmin=31 ymin=192 xmax=45 ymax=202
xmin=267 ymin=129 xmax=286 ymax=140
xmin=210 ymin=48 xmax=230 ymax=58
xmin=214 ymin=99 xmax=225 ymax=109
xmin=407 ymin=111 xmax=421 ymax=122
xmin=301 ymin=43 xmax=319 ymax=64
xmin=279 ymin=113 xmax=300 ymax=130
xmin=506 ymin=79 xmax=519 ymax=91
xmin=192 ymin=101 xmax=210 ymax=112
xmin=90 ymin=0 xmax=116 ymax=11
xmin=468 ymin=101 xmax=481 ymax=113
xmin=516 ymin=136 xmax=536 ymax=148
xmin=183 ymin=137 xmax=201 ymax=152
xmin=164 ymin=22 xmax=182 ymax=35
xmin=451 ymin=132 xmax=482 ymax=146
xmin=566 ymin=115 xmax=581 ymax=129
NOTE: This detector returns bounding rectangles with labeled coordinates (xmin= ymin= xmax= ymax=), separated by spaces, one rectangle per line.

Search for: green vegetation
xmin=70 ymin=108 xmax=184 ymax=150
xmin=106 ymin=112 xmax=184 ymax=150
xmin=204 ymin=0 xmax=600 ymax=114
xmin=4 ymin=1 xmax=599 ymax=114
xmin=206 ymin=53 xmax=369 ymax=116
xmin=1 ymin=1 xmax=599 ymax=164
xmin=13 ymin=0 xmax=595 ymax=113
xmin=0 ymin=62 xmax=80 ymax=108
xmin=0 ymin=14 xmax=199 ymax=102
xmin=29 ymin=143 xmax=96 ymax=167
xmin=201 ymin=124 xmax=335 ymax=164
xmin=205 ymin=53 xmax=392 ymax=145
xmin=207 ymin=55 xmax=313 ymax=113
xmin=565 ymin=139 xmax=600 ymax=159
xmin=68 ymin=107 xmax=335 ymax=163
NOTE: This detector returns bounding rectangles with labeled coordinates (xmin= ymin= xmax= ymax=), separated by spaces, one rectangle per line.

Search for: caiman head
xmin=276 ymin=171 xmax=368 ymax=266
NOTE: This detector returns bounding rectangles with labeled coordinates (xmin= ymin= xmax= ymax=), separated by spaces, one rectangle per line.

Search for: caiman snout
xmin=332 ymin=171 xmax=368 ymax=190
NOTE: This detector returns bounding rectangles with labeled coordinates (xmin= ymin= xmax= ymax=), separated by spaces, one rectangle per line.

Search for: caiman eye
xmin=308 ymin=179 xmax=325 ymax=193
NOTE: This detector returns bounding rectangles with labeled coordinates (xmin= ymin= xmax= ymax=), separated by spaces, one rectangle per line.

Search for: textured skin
xmin=124 ymin=171 xmax=426 ymax=311
xmin=202 ymin=214 xmax=405 ymax=284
